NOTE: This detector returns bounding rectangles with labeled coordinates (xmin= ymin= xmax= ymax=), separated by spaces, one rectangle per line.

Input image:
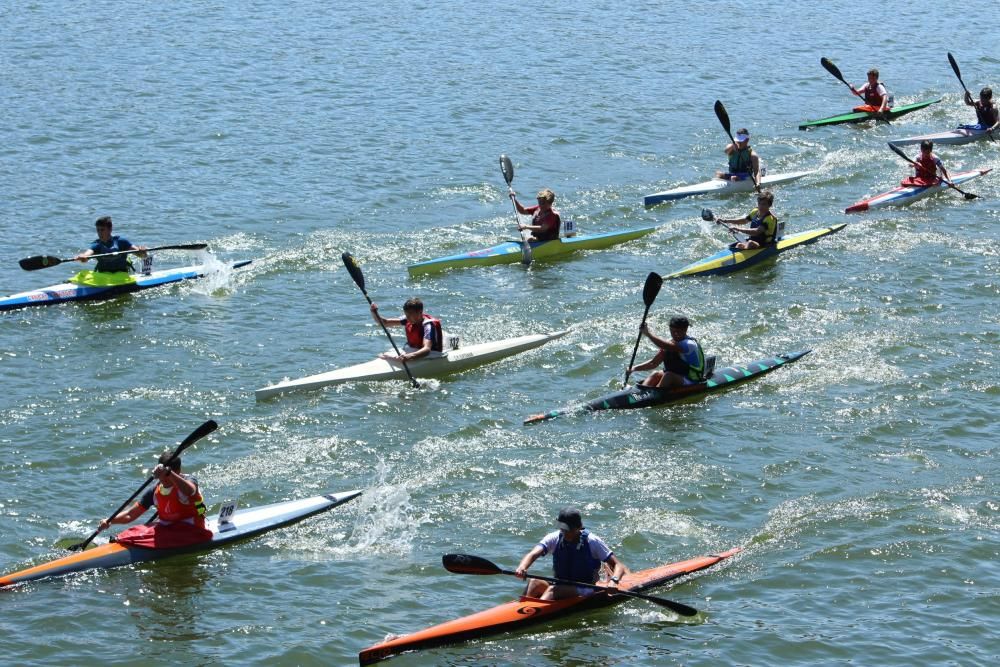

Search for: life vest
xmin=91 ymin=236 xmax=132 ymax=273
xmin=532 ymin=208 xmax=562 ymax=242
xmin=728 ymin=146 xmax=752 ymax=175
xmin=663 ymin=336 xmax=706 ymax=382
xmin=405 ymin=314 xmax=443 ymax=352
xmin=552 ymin=529 xmax=603 ymax=584
xmin=913 ymin=154 xmax=940 ymax=182
xmin=748 ymin=207 xmax=780 ymax=245
xmin=154 ymin=478 xmax=207 ymax=528
xmin=863 ymin=81 xmax=888 ymax=107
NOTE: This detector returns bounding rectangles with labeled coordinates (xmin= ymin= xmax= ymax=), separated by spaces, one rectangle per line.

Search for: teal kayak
xmin=798 ymin=99 xmax=941 ymax=130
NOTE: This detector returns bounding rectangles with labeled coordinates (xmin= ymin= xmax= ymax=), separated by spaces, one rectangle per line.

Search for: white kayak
xmin=643 ymin=170 xmax=816 ymax=206
xmin=255 ymin=330 xmax=571 ymax=400
xmin=845 ymin=168 xmax=991 ymax=213
xmin=888 ymin=126 xmax=997 ymax=147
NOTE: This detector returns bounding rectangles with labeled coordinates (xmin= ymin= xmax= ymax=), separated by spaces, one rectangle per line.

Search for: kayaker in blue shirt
xmin=963 ymin=87 xmax=999 ymax=134
xmin=515 ymin=507 xmax=628 ymax=600
xmin=715 ymin=190 xmax=780 ymax=250
xmin=74 ymin=217 xmax=147 ymax=273
xmin=370 ymin=298 xmax=444 ymax=363
xmin=716 ymin=127 xmax=760 ymax=183
xmin=629 ymin=316 xmax=706 ymax=388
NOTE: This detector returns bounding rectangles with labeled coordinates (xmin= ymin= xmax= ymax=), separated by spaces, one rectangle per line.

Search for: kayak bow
xmin=358 ymin=547 xmax=740 ymax=665
xmin=845 ymin=169 xmax=990 ymax=213
xmin=407 ymin=227 xmax=657 ymax=276
xmin=525 ymin=350 xmax=810 ymax=424
xmin=644 ymin=170 xmax=816 ymax=206
xmin=798 ymin=98 xmax=940 ymax=130
xmin=0 ymin=490 xmax=363 ymax=588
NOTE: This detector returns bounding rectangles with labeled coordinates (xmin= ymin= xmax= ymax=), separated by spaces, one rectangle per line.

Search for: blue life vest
xmin=91 ymin=236 xmax=132 ymax=273
xmin=552 ymin=529 xmax=603 ymax=584
xmin=663 ymin=335 xmax=706 ymax=382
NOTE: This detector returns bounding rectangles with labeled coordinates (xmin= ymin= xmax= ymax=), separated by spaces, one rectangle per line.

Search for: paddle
xmin=623 ymin=272 xmax=663 ymax=388
xmin=948 ymin=52 xmax=996 ymax=143
xmin=500 ymin=154 xmax=533 ymax=266
xmin=341 ymin=252 xmax=420 ymax=389
xmin=887 ymin=143 xmax=977 ymax=200
xmin=19 ymin=244 xmax=209 ymax=271
xmin=820 ymin=57 xmax=890 ymax=123
xmin=442 ymin=553 xmax=699 ymax=617
xmin=702 ymin=209 xmax=741 ymax=244
xmin=67 ymin=419 xmax=218 ymax=552
xmin=713 ymin=100 xmax=760 ymax=193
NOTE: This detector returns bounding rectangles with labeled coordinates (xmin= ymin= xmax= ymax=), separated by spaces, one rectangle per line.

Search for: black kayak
xmin=524 ymin=350 xmax=811 ymax=424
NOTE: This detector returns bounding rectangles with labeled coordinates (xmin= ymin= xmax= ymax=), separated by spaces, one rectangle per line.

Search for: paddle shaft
xmin=821 ymin=58 xmax=891 ymax=123
xmin=887 ymin=144 xmax=976 ymax=199
xmin=948 ymin=52 xmax=996 ymax=143
xmin=623 ymin=305 xmax=653 ymax=388
xmin=713 ymin=100 xmax=760 ymax=192
xmin=500 ymin=154 xmax=533 ymax=265
xmin=19 ymin=244 xmax=209 ymax=271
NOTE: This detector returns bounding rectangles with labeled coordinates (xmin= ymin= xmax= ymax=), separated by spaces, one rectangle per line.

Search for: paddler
xmin=962 ymin=87 xmax=999 ymax=134
xmin=74 ymin=216 xmax=148 ymax=272
xmin=714 ymin=190 xmax=780 ymax=250
xmin=628 ymin=316 xmax=706 ymax=388
xmin=98 ymin=451 xmax=212 ymax=548
xmin=515 ymin=507 xmax=628 ymax=600
xmin=849 ymin=68 xmax=893 ymax=113
xmin=509 ymin=188 xmax=562 ymax=242
xmin=901 ymin=140 xmax=950 ymax=187
xmin=716 ymin=127 xmax=761 ymax=183
xmin=370 ymin=298 xmax=444 ymax=363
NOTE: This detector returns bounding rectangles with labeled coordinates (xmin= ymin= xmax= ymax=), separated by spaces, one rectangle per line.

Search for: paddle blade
xmin=713 ymin=100 xmax=731 ymax=134
xmin=500 ymin=154 xmax=514 ymax=187
xmin=342 ymin=252 xmax=366 ymax=292
xmin=442 ymin=554 xmax=502 ymax=576
xmin=887 ymin=142 xmax=914 ymax=165
xmin=700 ymin=208 xmax=715 ymax=222
xmin=820 ymin=57 xmax=846 ymax=84
xmin=947 ymin=52 xmax=962 ymax=81
xmin=642 ymin=272 xmax=662 ymax=308
xmin=177 ymin=419 xmax=218 ymax=453
xmin=19 ymin=255 xmax=64 ymax=271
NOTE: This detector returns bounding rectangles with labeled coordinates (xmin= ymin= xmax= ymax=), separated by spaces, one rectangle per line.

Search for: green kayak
xmin=798 ymin=98 xmax=940 ymax=130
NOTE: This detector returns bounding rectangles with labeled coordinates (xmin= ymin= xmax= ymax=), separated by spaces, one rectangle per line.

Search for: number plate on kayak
xmin=217 ymin=500 xmax=237 ymax=531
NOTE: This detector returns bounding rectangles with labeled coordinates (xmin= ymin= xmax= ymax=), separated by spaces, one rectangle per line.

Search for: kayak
xmin=524 ymin=350 xmax=810 ymax=424
xmin=0 ymin=490 xmax=362 ymax=588
xmin=845 ymin=168 xmax=991 ymax=213
xmin=358 ymin=546 xmax=740 ymax=665
xmin=407 ymin=227 xmax=657 ymax=276
xmin=665 ymin=224 xmax=846 ymax=279
xmin=888 ymin=126 xmax=998 ymax=147
xmin=798 ymin=98 xmax=941 ymax=130
xmin=0 ymin=259 xmax=253 ymax=312
xmin=255 ymin=330 xmax=571 ymax=400
xmin=643 ymin=170 xmax=816 ymax=206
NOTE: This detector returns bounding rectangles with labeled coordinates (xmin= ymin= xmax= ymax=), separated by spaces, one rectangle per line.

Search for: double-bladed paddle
xmin=713 ymin=100 xmax=760 ymax=193
xmin=67 ymin=419 xmax=218 ymax=552
xmin=820 ymin=57 xmax=890 ymax=123
xmin=342 ymin=252 xmax=420 ymax=389
xmin=500 ymin=154 xmax=533 ymax=266
xmin=442 ymin=553 xmax=699 ymax=617
xmin=623 ymin=272 xmax=663 ymax=388
xmin=19 ymin=244 xmax=209 ymax=271
xmin=948 ymin=52 xmax=996 ymax=143
xmin=887 ymin=143 xmax=977 ymax=200
xmin=702 ymin=209 xmax=742 ymax=246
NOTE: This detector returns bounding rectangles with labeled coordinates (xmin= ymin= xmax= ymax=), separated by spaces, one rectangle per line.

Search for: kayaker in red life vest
xmin=509 ymin=188 xmax=562 ymax=242
xmin=370 ymin=298 xmax=443 ymax=363
xmin=714 ymin=190 xmax=780 ymax=250
xmin=963 ymin=87 xmax=999 ymax=134
xmin=849 ymin=68 xmax=893 ymax=113
xmin=628 ymin=316 xmax=706 ymax=389
xmin=902 ymin=140 xmax=950 ymax=187
xmin=716 ymin=127 xmax=761 ymax=183
xmin=98 ymin=451 xmax=212 ymax=549
xmin=515 ymin=507 xmax=628 ymax=600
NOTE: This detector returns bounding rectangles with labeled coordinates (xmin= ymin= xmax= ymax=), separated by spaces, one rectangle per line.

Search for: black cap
xmin=669 ymin=316 xmax=690 ymax=329
xmin=556 ymin=507 xmax=583 ymax=531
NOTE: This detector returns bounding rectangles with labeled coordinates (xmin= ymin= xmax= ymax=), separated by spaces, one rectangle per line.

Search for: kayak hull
xmin=407 ymin=227 xmax=657 ymax=276
xmin=643 ymin=170 xmax=816 ymax=206
xmin=358 ymin=547 xmax=741 ymax=665
xmin=255 ymin=330 xmax=571 ymax=400
xmin=798 ymin=98 xmax=941 ymax=130
xmin=0 ymin=259 xmax=253 ymax=312
xmin=845 ymin=168 xmax=990 ymax=213
xmin=888 ymin=126 xmax=997 ymax=147
xmin=525 ymin=350 xmax=810 ymax=424
xmin=666 ymin=224 xmax=846 ymax=279
xmin=0 ymin=490 xmax=363 ymax=588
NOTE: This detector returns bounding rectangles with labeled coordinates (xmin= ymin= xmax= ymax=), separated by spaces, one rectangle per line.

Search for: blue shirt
xmin=89 ymin=235 xmax=135 ymax=272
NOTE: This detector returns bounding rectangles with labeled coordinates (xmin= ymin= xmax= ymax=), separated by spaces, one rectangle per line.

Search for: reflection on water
xmin=128 ymin=555 xmax=215 ymax=644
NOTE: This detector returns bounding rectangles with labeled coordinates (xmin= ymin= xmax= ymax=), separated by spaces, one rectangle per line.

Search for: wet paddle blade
xmin=701 ymin=208 xmax=715 ymax=222
xmin=499 ymin=154 xmax=514 ymax=187
xmin=19 ymin=255 xmax=65 ymax=271
xmin=442 ymin=554 xmax=502 ymax=576
xmin=342 ymin=252 xmax=366 ymax=292
xmin=820 ymin=57 xmax=846 ymax=84
xmin=642 ymin=272 xmax=662 ymax=308
xmin=713 ymin=100 xmax=731 ymax=134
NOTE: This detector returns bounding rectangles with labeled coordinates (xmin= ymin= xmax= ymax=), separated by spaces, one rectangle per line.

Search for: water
xmin=1 ymin=1 xmax=997 ymax=665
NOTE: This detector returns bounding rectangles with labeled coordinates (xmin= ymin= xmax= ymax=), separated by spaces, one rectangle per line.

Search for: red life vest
xmin=154 ymin=479 xmax=207 ymax=528
xmin=532 ymin=208 xmax=562 ymax=241
xmin=863 ymin=81 xmax=888 ymax=107
xmin=913 ymin=154 xmax=940 ymax=183
xmin=405 ymin=314 xmax=443 ymax=351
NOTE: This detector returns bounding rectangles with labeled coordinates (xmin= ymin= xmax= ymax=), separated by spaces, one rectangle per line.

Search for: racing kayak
xmin=845 ymin=168 xmax=990 ymax=213
xmin=256 ymin=330 xmax=571 ymax=400
xmin=665 ymin=224 xmax=846 ymax=279
xmin=407 ymin=227 xmax=657 ymax=276
xmin=0 ymin=490 xmax=362 ymax=588
xmin=798 ymin=98 xmax=941 ymax=130
xmin=359 ymin=547 xmax=740 ymax=665
xmin=643 ymin=170 xmax=816 ymax=206
xmin=0 ymin=259 xmax=253 ymax=312
xmin=524 ymin=350 xmax=810 ymax=424
xmin=888 ymin=126 xmax=998 ymax=147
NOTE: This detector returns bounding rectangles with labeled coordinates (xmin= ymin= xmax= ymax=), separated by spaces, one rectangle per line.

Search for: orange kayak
xmin=359 ymin=546 xmax=741 ymax=665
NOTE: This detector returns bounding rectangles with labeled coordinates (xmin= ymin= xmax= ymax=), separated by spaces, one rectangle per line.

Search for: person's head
xmin=556 ymin=507 xmax=583 ymax=538
xmin=735 ymin=128 xmax=750 ymax=144
xmin=756 ymin=190 xmax=774 ymax=210
xmin=668 ymin=316 xmax=690 ymax=341
xmin=980 ymin=87 xmax=993 ymax=102
xmin=867 ymin=68 xmax=880 ymax=81
xmin=95 ymin=216 xmax=112 ymax=239
xmin=158 ymin=450 xmax=181 ymax=472
xmin=536 ymin=189 xmax=556 ymax=208
xmin=402 ymin=297 xmax=425 ymax=324
xmin=920 ymin=139 xmax=933 ymax=153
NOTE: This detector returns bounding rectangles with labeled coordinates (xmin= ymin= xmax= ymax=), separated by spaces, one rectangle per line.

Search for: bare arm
xmin=515 ymin=545 xmax=546 ymax=578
